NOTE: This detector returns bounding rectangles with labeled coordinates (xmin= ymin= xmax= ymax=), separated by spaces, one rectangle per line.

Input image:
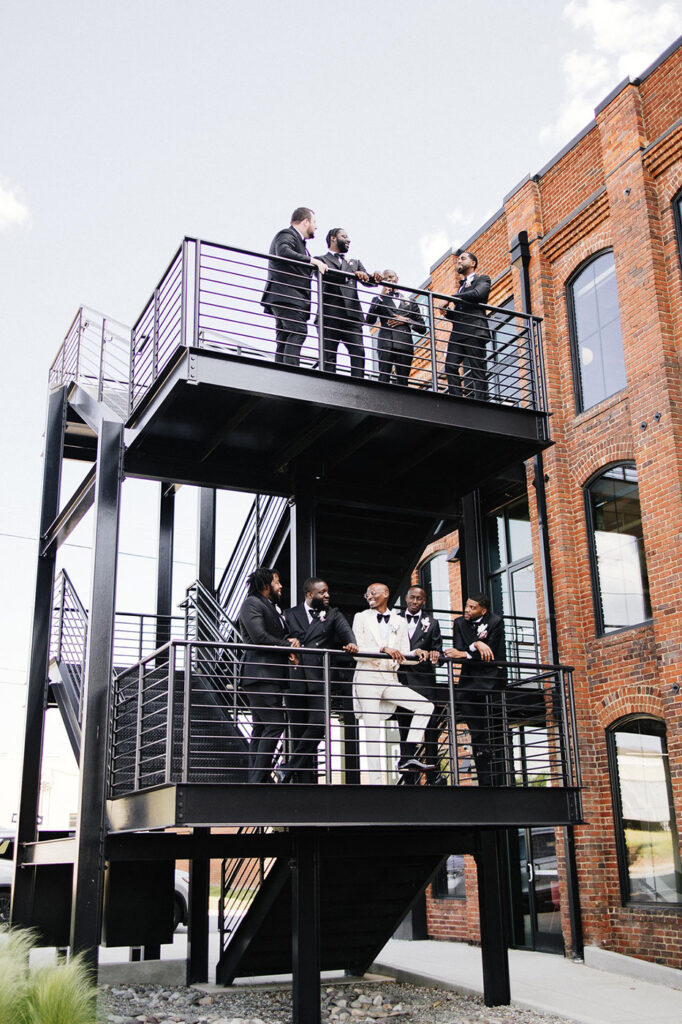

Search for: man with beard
xmin=444 ymin=593 xmax=507 ymax=786
xmin=440 ymin=250 xmax=492 ymax=399
xmin=316 ymin=227 xmax=382 ymax=378
xmin=365 ymin=270 xmax=427 ymax=386
xmin=261 ymin=207 xmax=328 ymax=366
xmin=282 ymin=578 xmax=358 ymax=783
xmin=397 ymin=586 xmax=444 ymax=783
xmin=239 ymin=567 xmax=300 ymax=783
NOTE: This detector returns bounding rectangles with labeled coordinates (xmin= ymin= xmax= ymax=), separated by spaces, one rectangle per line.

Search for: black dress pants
xmin=273 ymin=305 xmax=309 ymax=366
xmin=445 ymin=337 xmax=488 ymax=399
xmin=456 ymin=688 xmax=506 ymax=786
xmin=377 ymin=340 xmax=413 ymax=385
xmin=323 ymin=324 xmax=365 ymax=378
xmin=283 ymin=688 xmax=326 ymax=779
xmin=243 ymin=681 xmax=288 ymax=783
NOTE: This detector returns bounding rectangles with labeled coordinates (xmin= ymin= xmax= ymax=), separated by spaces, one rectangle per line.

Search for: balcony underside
xmin=106 ymin=782 xmax=582 ymax=833
xmin=121 ymin=349 xmax=550 ymax=512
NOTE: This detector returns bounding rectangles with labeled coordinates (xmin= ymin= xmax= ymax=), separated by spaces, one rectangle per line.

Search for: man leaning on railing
xmin=352 ymin=583 xmax=434 ymax=784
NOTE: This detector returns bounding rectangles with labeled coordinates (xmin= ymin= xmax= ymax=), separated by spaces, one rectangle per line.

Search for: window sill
xmin=593 ymin=619 xmax=653 ymax=642
xmin=574 ymin=388 xmax=628 ymax=425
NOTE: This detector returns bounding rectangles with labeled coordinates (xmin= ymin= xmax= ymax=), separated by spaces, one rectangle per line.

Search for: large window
xmin=585 ymin=464 xmax=651 ymax=634
xmin=485 ymin=490 xmax=539 ymax=665
xmin=608 ymin=717 xmax=682 ymax=905
xmin=420 ymin=551 xmax=451 ymax=613
xmin=568 ymin=251 xmax=626 ymax=412
xmin=674 ymin=189 xmax=682 ymax=275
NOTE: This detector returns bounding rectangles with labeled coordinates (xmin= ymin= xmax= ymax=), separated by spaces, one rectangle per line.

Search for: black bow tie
xmin=377 ymin=613 xmax=390 ymax=623
xmin=309 ymin=608 xmax=320 ymax=619
xmin=406 ymin=614 xmax=420 ymax=623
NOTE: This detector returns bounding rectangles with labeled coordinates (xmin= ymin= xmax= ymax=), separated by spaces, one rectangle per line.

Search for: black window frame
xmin=606 ymin=714 xmax=682 ymax=907
xmin=566 ymin=248 xmax=626 ymax=414
xmin=673 ymin=187 xmax=682 ymax=278
xmin=584 ymin=461 xmax=652 ymax=637
xmin=431 ymin=853 xmax=467 ymax=900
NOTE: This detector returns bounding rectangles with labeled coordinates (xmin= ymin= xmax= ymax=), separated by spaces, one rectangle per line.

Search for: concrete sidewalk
xmin=372 ymin=940 xmax=682 ymax=1024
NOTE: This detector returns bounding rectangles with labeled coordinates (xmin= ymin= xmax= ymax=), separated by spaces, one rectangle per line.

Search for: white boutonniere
xmin=389 ymin=621 xmax=400 ymax=635
xmin=476 ymin=623 xmax=488 ymax=639
xmin=318 ymin=610 xmax=327 ymax=622
xmin=421 ymin=617 xmax=431 ymax=631
xmin=275 ymin=604 xmax=283 ymax=615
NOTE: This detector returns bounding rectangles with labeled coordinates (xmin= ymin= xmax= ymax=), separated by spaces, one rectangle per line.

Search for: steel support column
xmin=289 ymin=483 xmax=316 ymax=606
xmin=476 ymin=830 xmax=511 ymax=1007
xmin=460 ymin=489 xmax=486 ymax=595
xmin=291 ymin=831 xmax=321 ymax=1024
xmin=70 ymin=419 xmax=124 ymax=970
xmin=12 ymin=387 xmax=67 ymax=928
xmin=155 ymin=482 xmax=175 ymax=650
xmin=187 ymin=487 xmax=215 ymax=984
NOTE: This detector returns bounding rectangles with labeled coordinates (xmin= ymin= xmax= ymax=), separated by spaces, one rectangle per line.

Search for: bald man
xmin=352 ymin=582 xmax=434 ymax=783
xmin=365 ymin=270 xmax=427 ymax=386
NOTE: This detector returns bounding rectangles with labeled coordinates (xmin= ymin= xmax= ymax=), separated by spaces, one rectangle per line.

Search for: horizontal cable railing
xmin=125 ymin=237 xmax=547 ymax=420
xmin=50 ymin=570 xmax=89 ymax=723
xmin=215 ymin=494 xmax=289 ymax=622
xmin=48 ymin=306 xmax=132 ymax=420
xmin=113 ymin=611 xmax=185 ymax=669
xmin=108 ymin=640 xmax=579 ymax=797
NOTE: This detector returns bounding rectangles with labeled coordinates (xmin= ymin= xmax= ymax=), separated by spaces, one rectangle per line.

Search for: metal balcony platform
xmin=122 ymin=347 xmax=550 ymax=511
xmin=106 ymin=781 xmax=582 ymax=833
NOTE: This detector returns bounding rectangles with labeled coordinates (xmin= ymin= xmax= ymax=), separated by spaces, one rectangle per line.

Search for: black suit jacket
xmin=366 ymin=292 xmax=427 ymax=351
xmin=261 ymin=226 xmax=314 ymax=317
xmin=398 ymin=611 xmax=444 ymax=701
xmin=453 ymin=611 xmax=506 ymax=691
xmin=443 ymin=274 xmax=492 ymax=350
xmin=284 ymin=603 xmax=356 ymax=692
xmin=316 ymin=253 xmax=375 ymax=328
xmin=239 ymin=593 xmax=292 ymax=688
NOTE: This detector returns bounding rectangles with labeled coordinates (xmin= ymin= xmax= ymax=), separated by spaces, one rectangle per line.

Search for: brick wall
xmin=422 ymin=40 xmax=682 ymax=966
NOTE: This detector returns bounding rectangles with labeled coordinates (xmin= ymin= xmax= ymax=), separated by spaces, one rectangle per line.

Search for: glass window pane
xmin=612 ymin=721 xmax=682 ymax=904
xmin=433 ymin=854 xmax=467 ymax=899
xmin=486 ymin=514 xmax=507 ymax=572
xmin=421 ymin=552 xmax=451 ymax=613
xmin=507 ymin=498 xmax=533 ymax=563
xmin=589 ymin=465 xmax=651 ymax=632
xmin=571 ymin=253 xmax=626 ymax=411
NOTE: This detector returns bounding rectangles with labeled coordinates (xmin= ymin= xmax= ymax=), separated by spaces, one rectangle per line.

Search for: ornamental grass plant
xmin=0 ymin=927 xmax=98 ymax=1024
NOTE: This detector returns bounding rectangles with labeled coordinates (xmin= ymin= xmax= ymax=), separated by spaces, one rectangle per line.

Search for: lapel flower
xmin=318 ymin=610 xmax=327 ymax=622
xmin=421 ymin=617 xmax=431 ymax=631
xmin=476 ymin=622 xmax=488 ymax=639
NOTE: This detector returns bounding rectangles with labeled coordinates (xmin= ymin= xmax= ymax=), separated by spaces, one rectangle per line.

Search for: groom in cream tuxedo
xmin=352 ymin=582 xmax=434 ymax=783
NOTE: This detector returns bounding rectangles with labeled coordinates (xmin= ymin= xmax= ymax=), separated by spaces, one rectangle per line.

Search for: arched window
xmin=568 ymin=251 xmax=626 ymax=412
xmin=607 ymin=716 xmax=682 ymax=904
xmin=585 ymin=463 xmax=651 ymax=634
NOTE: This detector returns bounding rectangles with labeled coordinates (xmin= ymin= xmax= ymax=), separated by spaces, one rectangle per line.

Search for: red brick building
xmin=416 ymin=36 xmax=682 ymax=968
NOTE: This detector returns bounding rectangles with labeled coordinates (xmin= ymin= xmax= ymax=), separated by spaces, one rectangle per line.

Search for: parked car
xmin=173 ymin=869 xmax=189 ymax=930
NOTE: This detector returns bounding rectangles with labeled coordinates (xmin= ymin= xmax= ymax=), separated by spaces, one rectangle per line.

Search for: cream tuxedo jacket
xmin=351 ymin=608 xmax=411 ymax=721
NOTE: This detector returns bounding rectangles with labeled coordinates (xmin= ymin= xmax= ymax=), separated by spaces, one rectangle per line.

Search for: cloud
xmin=540 ymin=0 xmax=682 ymax=144
xmin=419 ymin=206 xmax=494 ymax=272
xmin=0 ymin=180 xmax=30 ymax=231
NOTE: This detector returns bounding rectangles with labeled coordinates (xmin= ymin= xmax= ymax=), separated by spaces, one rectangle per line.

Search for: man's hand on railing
xmin=444 ymin=646 xmax=467 ymax=660
xmin=381 ymin=646 xmax=405 ymax=664
xmin=311 ymin=258 xmax=328 ymax=274
xmin=413 ymin=648 xmax=441 ymax=665
xmin=287 ymin=637 xmax=301 ymax=648
xmin=355 ymin=270 xmax=370 ymax=284
xmin=343 ymin=642 xmax=359 ymax=654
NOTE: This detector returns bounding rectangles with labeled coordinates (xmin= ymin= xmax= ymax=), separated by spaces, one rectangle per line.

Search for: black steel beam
xmin=476 ymin=830 xmax=511 ymax=1006
xmin=70 ymin=419 xmax=123 ymax=972
xmin=274 ymin=411 xmax=345 ymax=473
xmin=155 ymin=483 xmax=175 ymax=649
xmin=186 ymin=828 xmax=210 ymax=985
xmin=460 ymin=489 xmax=486 ymax=595
xmin=289 ymin=481 xmax=316 ymax=605
xmin=197 ymin=488 xmax=216 ymax=590
xmin=107 ymin=783 xmax=583 ymax=832
xmin=40 ymin=465 xmax=96 ymax=557
xmin=291 ymin=831 xmax=321 ymax=1024
xmin=200 ymin=396 xmax=261 ymax=463
xmin=12 ymin=387 xmax=68 ymax=928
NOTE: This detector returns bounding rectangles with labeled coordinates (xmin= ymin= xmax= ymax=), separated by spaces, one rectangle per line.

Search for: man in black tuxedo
xmin=445 ymin=593 xmax=507 ymax=786
xmin=397 ymin=586 xmax=444 ymax=783
xmin=239 ymin=567 xmax=300 ymax=783
xmin=283 ymin=577 xmax=358 ymax=783
xmin=317 ymin=228 xmax=381 ymax=378
xmin=261 ymin=207 xmax=328 ymax=366
xmin=440 ymin=251 xmax=492 ymax=399
xmin=366 ymin=270 xmax=427 ymax=385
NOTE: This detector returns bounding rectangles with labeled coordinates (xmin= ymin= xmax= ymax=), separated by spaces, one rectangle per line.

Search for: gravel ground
xmin=99 ymin=979 xmax=577 ymax=1024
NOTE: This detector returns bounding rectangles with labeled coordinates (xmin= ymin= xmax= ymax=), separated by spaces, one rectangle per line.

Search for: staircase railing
xmin=219 ymin=827 xmax=275 ymax=957
xmin=216 ymin=494 xmax=289 ymax=622
xmin=183 ymin=579 xmax=245 ymax=701
xmin=48 ymin=306 xmax=131 ymax=419
xmin=50 ymin=570 xmax=89 ymax=724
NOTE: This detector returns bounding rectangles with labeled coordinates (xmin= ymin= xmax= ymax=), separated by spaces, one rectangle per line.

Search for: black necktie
xmin=407 ymin=614 xmax=419 ymax=623
xmin=377 ymin=614 xmax=390 ymax=623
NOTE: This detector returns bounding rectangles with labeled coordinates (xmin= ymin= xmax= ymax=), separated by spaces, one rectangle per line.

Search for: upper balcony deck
xmin=49 ymin=238 xmax=550 ymax=510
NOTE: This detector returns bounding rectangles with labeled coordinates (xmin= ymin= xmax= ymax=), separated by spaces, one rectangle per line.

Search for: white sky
xmin=0 ymin=0 xmax=680 ymax=821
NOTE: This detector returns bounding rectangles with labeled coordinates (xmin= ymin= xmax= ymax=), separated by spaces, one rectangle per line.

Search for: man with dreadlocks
xmin=239 ymin=567 xmax=300 ymax=783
